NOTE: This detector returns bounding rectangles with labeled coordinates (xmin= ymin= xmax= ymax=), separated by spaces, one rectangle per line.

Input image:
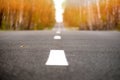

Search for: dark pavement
xmin=0 ymin=30 xmax=120 ymax=80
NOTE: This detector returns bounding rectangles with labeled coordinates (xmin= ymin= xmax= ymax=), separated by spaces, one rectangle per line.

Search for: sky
xmin=53 ymin=0 xmax=65 ymax=23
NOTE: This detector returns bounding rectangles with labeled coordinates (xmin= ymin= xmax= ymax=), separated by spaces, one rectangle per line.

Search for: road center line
xmin=54 ymin=35 xmax=61 ymax=39
xmin=56 ymin=31 xmax=61 ymax=34
xmin=45 ymin=50 xmax=69 ymax=66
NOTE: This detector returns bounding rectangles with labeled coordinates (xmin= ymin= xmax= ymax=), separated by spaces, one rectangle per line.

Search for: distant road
xmin=0 ymin=30 xmax=120 ymax=80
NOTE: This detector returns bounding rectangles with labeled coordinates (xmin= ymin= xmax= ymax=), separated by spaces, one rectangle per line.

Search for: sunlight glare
xmin=53 ymin=0 xmax=65 ymax=23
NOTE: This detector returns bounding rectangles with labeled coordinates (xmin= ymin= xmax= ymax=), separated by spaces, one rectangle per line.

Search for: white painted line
xmin=56 ymin=31 xmax=61 ymax=34
xmin=45 ymin=50 xmax=69 ymax=66
xmin=54 ymin=35 xmax=61 ymax=39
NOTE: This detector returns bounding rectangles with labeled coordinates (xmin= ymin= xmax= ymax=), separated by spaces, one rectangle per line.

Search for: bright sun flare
xmin=53 ymin=0 xmax=65 ymax=23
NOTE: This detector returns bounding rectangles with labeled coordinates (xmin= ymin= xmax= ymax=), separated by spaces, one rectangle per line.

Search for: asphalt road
xmin=0 ymin=30 xmax=120 ymax=80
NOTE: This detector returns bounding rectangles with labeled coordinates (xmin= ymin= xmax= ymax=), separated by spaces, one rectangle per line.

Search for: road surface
xmin=0 ymin=29 xmax=120 ymax=80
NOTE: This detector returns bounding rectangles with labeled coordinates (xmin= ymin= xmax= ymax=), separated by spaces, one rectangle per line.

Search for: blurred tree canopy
xmin=63 ymin=0 xmax=120 ymax=30
xmin=0 ymin=0 xmax=55 ymax=30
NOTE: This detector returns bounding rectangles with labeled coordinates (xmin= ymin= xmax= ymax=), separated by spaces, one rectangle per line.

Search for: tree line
xmin=63 ymin=0 xmax=120 ymax=30
xmin=0 ymin=0 xmax=55 ymax=30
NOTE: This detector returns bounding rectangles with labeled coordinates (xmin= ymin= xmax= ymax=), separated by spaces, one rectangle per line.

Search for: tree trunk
xmin=87 ymin=0 xmax=93 ymax=30
xmin=26 ymin=10 xmax=32 ymax=30
xmin=96 ymin=0 xmax=101 ymax=19
xmin=0 ymin=9 xmax=3 ymax=29
xmin=106 ymin=0 xmax=110 ymax=30
xmin=18 ymin=0 xmax=24 ymax=30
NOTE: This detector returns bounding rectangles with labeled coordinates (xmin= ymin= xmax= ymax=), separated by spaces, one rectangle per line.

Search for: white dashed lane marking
xmin=56 ymin=31 xmax=61 ymax=34
xmin=54 ymin=35 xmax=61 ymax=40
xmin=45 ymin=50 xmax=69 ymax=66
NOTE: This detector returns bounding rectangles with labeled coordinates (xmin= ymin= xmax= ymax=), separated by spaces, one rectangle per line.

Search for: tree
xmin=0 ymin=0 xmax=55 ymax=30
xmin=63 ymin=0 xmax=120 ymax=30
xmin=0 ymin=0 xmax=4 ymax=29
